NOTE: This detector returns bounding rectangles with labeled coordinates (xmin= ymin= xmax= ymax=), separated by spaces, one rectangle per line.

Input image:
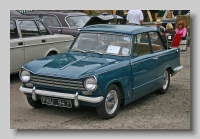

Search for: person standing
xmin=164 ymin=23 xmax=176 ymax=42
xmin=116 ymin=10 xmax=124 ymax=24
xmin=126 ymin=10 xmax=144 ymax=25
xmin=175 ymin=19 xmax=187 ymax=51
xmin=175 ymin=20 xmax=187 ymax=38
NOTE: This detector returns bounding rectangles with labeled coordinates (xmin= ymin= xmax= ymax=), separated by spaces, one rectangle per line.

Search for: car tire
xmin=27 ymin=96 xmax=46 ymax=108
xmin=96 ymin=84 xmax=121 ymax=119
xmin=158 ymin=69 xmax=170 ymax=94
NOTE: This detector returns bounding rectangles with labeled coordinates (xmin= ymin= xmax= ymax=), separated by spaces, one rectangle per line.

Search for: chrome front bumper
xmin=19 ymin=86 xmax=104 ymax=107
xmin=171 ymin=65 xmax=183 ymax=76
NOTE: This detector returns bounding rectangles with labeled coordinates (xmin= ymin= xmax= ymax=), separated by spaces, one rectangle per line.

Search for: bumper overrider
xmin=19 ymin=86 xmax=104 ymax=107
xmin=171 ymin=65 xmax=183 ymax=76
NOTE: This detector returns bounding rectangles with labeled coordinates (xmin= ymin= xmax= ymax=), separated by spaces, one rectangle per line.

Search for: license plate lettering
xmin=41 ymin=97 xmax=72 ymax=108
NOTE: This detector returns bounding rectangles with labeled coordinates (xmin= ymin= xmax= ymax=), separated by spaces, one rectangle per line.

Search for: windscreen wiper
xmin=88 ymin=50 xmax=102 ymax=55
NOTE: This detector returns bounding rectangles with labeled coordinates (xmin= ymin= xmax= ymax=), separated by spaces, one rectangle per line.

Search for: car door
xmin=18 ymin=19 xmax=49 ymax=64
xmin=10 ymin=20 xmax=25 ymax=74
xmin=130 ymin=33 xmax=158 ymax=99
xmin=41 ymin=14 xmax=63 ymax=34
xmin=149 ymin=31 xmax=179 ymax=86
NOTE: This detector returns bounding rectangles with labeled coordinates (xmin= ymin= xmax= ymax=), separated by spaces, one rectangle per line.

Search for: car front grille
xmin=30 ymin=75 xmax=85 ymax=91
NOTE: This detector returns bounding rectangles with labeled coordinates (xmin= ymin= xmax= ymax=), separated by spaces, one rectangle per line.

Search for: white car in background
xmin=10 ymin=15 xmax=74 ymax=74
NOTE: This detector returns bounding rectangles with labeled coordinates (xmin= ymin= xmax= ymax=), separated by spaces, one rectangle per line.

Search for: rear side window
xmin=10 ymin=20 xmax=19 ymax=39
xmin=149 ymin=32 xmax=165 ymax=52
xmin=133 ymin=33 xmax=151 ymax=56
xmin=42 ymin=15 xmax=60 ymax=27
xmin=37 ymin=21 xmax=51 ymax=35
xmin=19 ymin=20 xmax=40 ymax=37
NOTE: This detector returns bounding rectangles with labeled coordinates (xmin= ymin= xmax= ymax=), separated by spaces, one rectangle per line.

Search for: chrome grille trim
xmin=31 ymin=76 xmax=82 ymax=84
xmin=30 ymin=76 xmax=85 ymax=90
xmin=30 ymin=78 xmax=83 ymax=87
xmin=30 ymin=81 xmax=85 ymax=90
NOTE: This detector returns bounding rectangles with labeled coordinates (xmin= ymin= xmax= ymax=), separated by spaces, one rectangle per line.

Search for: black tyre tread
xmin=27 ymin=97 xmax=46 ymax=108
xmin=158 ymin=69 xmax=170 ymax=94
xmin=96 ymin=84 xmax=121 ymax=119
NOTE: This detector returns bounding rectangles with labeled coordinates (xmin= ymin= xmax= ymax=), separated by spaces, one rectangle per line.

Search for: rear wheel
xmin=158 ymin=69 xmax=170 ymax=94
xmin=27 ymin=96 xmax=46 ymax=108
xmin=96 ymin=84 xmax=121 ymax=119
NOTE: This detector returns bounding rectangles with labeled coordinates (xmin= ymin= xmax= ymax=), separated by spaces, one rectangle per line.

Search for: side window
xmin=19 ymin=20 xmax=40 ymax=37
xmin=10 ymin=20 xmax=19 ymax=39
xmin=149 ymin=32 xmax=165 ymax=52
xmin=37 ymin=21 xmax=50 ymax=35
xmin=134 ymin=33 xmax=151 ymax=56
xmin=42 ymin=15 xmax=60 ymax=27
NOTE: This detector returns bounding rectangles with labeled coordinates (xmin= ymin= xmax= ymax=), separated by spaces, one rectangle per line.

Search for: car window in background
xmin=37 ymin=21 xmax=51 ymax=35
xmin=134 ymin=33 xmax=151 ymax=56
xmin=10 ymin=20 xmax=19 ymax=39
xmin=66 ymin=16 xmax=90 ymax=27
xmin=43 ymin=15 xmax=61 ymax=27
xmin=18 ymin=20 xmax=40 ymax=37
xmin=149 ymin=32 xmax=164 ymax=50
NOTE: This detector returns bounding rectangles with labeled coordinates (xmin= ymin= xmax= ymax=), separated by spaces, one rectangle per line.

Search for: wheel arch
xmin=45 ymin=49 xmax=59 ymax=57
xmin=105 ymin=81 xmax=125 ymax=106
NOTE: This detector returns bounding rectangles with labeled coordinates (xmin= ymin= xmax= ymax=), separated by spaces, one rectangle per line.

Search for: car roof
xmin=10 ymin=15 xmax=40 ymax=20
xmin=81 ymin=24 xmax=158 ymax=35
xmin=24 ymin=11 xmax=87 ymax=16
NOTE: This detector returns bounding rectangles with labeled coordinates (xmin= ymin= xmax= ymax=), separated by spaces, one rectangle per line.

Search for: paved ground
xmin=10 ymin=48 xmax=190 ymax=129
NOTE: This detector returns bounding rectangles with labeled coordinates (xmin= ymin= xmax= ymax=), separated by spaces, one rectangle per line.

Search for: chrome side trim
xmin=19 ymin=86 xmax=104 ymax=103
xmin=21 ymin=39 xmax=74 ymax=48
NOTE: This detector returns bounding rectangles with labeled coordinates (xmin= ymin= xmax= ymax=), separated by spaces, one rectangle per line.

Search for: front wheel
xmin=27 ymin=96 xmax=46 ymax=108
xmin=96 ymin=84 xmax=121 ymax=119
xmin=158 ymin=69 xmax=170 ymax=94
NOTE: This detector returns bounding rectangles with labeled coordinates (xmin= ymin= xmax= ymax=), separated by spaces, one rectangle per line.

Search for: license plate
xmin=41 ymin=96 xmax=72 ymax=108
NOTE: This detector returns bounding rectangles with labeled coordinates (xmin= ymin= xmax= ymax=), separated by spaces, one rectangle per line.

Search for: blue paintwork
xmin=81 ymin=24 xmax=158 ymax=35
xmin=21 ymin=25 xmax=181 ymax=107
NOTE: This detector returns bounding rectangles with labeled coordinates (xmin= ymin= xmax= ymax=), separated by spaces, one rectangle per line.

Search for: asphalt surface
xmin=10 ymin=48 xmax=190 ymax=129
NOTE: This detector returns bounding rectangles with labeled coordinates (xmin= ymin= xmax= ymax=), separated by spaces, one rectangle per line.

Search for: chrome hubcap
xmin=162 ymin=71 xmax=169 ymax=89
xmin=105 ymin=90 xmax=118 ymax=114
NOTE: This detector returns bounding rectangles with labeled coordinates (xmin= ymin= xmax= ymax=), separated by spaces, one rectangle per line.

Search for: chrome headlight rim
xmin=19 ymin=69 xmax=31 ymax=83
xmin=84 ymin=76 xmax=97 ymax=91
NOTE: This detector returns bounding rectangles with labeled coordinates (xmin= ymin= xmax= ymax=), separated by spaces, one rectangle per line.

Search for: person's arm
xmin=126 ymin=13 xmax=129 ymax=24
xmin=182 ymin=28 xmax=187 ymax=37
xmin=140 ymin=11 xmax=144 ymax=24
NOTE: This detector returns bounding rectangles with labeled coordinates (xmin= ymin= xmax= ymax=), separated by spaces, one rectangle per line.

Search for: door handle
xmin=152 ymin=57 xmax=158 ymax=60
xmin=42 ymin=39 xmax=46 ymax=43
xmin=57 ymin=30 xmax=61 ymax=32
xmin=18 ymin=42 xmax=23 ymax=45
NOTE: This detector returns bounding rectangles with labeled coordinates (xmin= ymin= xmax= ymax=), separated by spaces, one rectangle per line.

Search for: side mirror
xmin=78 ymin=29 xmax=81 ymax=32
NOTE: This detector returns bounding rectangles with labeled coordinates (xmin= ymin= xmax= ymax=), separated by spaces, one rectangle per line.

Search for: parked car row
xmin=24 ymin=11 xmax=91 ymax=37
xmin=10 ymin=15 xmax=74 ymax=74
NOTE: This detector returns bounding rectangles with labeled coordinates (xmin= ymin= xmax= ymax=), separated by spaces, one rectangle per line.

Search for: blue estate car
xmin=19 ymin=24 xmax=183 ymax=119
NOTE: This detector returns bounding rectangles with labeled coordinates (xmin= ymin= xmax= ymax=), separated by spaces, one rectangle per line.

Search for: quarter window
xmin=43 ymin=15 xmax=60 ymax=27
xmin=19 ymin=20 xmax=40 ymax=37
xmin=133 ymin=33 xmax=151 ymax=56
xmin=37 ymin=21 xmax=50 ymax=35
xmin=10 ymin=20 xmax=19 ymax=39
xmin=149 ymin=32 xmax=165 ymax=52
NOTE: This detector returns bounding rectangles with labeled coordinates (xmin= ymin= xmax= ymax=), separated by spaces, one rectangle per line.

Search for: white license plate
xmin=41 ymin=96 xmax=72 ymax=108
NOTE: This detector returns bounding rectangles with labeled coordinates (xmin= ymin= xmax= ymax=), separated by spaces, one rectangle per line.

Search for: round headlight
xmin=20 ymin=70 xmax=31 ymax=82
xmin=84 ymin=77 xmax=97 ymax=91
